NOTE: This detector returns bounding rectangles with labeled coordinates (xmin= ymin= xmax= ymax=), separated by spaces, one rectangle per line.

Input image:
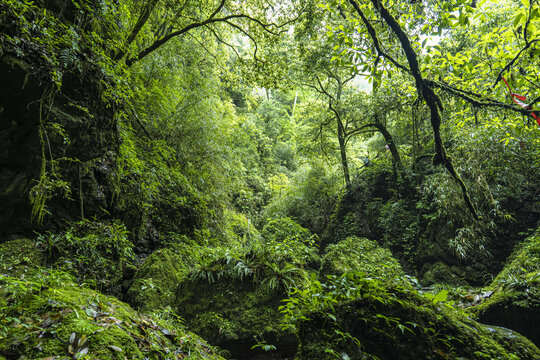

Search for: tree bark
xmin=333 ymin=76 xmax=351 ymax=188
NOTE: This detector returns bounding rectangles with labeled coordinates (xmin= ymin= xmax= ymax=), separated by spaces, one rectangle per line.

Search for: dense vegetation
xmin=0 ymin=0 xmax=539 ymax=359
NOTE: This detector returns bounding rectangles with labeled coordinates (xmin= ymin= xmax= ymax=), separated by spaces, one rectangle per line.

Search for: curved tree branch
xmin=426 ymin=79 xmax=538 ymax=118
xmin=126 ymin=13 xmax=279 ymax=66
xmin=347 ymin=0 xmax=409 ymax=73
xmin=205 ymin=25 xmax=244 ymax=62
xmin=492 ymin=39 xmax=539 ymax=88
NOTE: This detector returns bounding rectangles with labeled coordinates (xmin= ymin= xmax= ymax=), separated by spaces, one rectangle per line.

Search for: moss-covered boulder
xmin=320 ymin=236 xmax=404 ymax=279
xmin=175 ymin=249 xmax=309 ymax=359
xmin=224 ymin=209 xmax=262 ymax=243
xmin=177 ymin=277 xmax=297 ymax=359
xmin=0 ymin=238 xmax=44 ymax=278
xmin=175 ymin=220 xmax=318 ymax=359
xmin=0 ymin=271 xmax=224 ymax=360
xmin=470 ymin=229 xmax=540 ymax=345
xmin=286 ymin=274 xmax=540 ymax=360
xmin=128 ymin=247 xmax=191 ymax=311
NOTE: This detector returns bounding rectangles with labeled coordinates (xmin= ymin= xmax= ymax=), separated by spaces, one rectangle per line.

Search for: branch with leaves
xmin=120 ymin=0 xmax=300 ymax=67
xmin=493 ymin=0 xmax=540 ymax=88
xmin=347 ymin=0 xmax=479 ymax=219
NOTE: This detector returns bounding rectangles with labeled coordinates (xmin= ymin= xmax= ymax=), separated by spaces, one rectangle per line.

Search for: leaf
xmin=85 ymin=307 xmax=97 ymax=317
xmin=108 ymin=345 xmax=123 ymax=352
xmin=78 ymin=334 xmax=88 ymax=347
xmin=433 ymin=289 xmax=449 ymax=303
xmin=513 ymin=13 xmax=525 ymax=28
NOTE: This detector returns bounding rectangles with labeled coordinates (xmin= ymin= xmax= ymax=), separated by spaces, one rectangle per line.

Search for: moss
xmin=295 ymin=279 xmax=540 ymax=360
xmin=0 ymin=238 xmax=44 ymax=278
xmin=421 ymin=261 xmax=469 ymax=287
xmin=174 ymin=236 xmax=317 ymax=358
xmin=128 ymin=247 xmax=190 ymax=311
xmin=320 ymin=236 xmax=404 ymax=279
xmin=90 ymin=326 xmax=144 ymax=359
xmin=0 ymin=272 xmax=224 ymax=360
xmin=469 ymin=229 xmax=540 ymax=345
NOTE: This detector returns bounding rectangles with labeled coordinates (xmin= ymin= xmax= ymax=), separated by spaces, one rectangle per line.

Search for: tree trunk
xmin=337 ymin=117 xmax=351 ymax=188
xmin=114 ymin=0 xmax=160 ymax=62
xmin=372 ymin=116 xmax=403 ymax=174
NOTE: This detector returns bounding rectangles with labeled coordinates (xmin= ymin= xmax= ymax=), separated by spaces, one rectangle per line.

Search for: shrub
xmin=37 ymin=219 xmax=135 ymax=295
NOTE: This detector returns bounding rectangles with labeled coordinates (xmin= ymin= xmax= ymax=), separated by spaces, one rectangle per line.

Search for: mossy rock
xmin=296 ymin=280 xmax=540 ymax=360
xmin=0 ymin=272 xmax=224 ymax=360
xmin=177 ymin=277 xmax=298 ymax=359
xmin=470 ymin=229 xmax=540 ymax=345
xmin=128 ymin=247 xmax=190 ymax=311
xmin=173 ymin=221 xmax=318 ymax=358
xmin=320 ymin=236 xmax=404 ymax=279
xmin=0 ymin=238 xmax=44 ymax=278
xmin=421 ymin=261 xmax=470 ymax=287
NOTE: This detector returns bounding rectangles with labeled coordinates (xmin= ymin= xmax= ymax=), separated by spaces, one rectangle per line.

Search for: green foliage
xmin=468 ymin=228 xmax=540 ymax=346
xmin=3 ymin=0 xmax=540 ymax=357
xmin=0 ymin=0 xmax=121 ymax=89
xmin=279 ymin=272 xmax=392 ymax=329
xmin=264 ymin=162 xmax=341 ymax=234
xmin=260 ymin=217 xmax=319 ymax=265
xmin=0 ymin=239 xmax=44 ymax=278
xmin=36 ymin=220 xmax=134 ymax=295
xmin=483 ymin=227 xmax=540 ymax=292
xmin=378 ymin=199 xmax=420 ymax=262
xmin=222 ymin=209 xmax=261 ymax=244
xmin=189 ymin=217 xmax=318 ymax=293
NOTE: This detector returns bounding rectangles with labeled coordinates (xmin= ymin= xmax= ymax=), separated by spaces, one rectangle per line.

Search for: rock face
xmin=0 ymin=54 xmax=118 ymax=239
xmin=0 ymin=2 xmax=119 ymax=240
xmin=471 ymin=229 xmax=540 ymax=346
